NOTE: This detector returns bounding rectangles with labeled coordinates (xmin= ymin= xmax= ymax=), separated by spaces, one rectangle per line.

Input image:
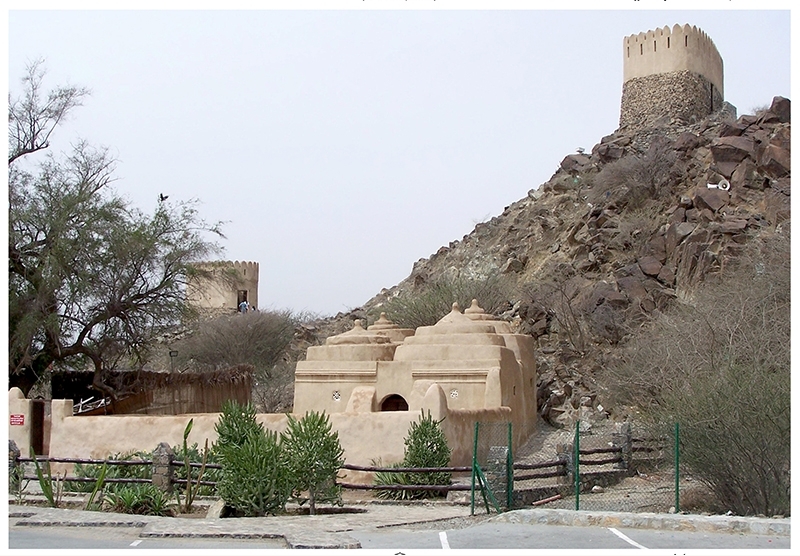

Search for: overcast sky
xmin=6 ymin=3 xmax=792 ymax=316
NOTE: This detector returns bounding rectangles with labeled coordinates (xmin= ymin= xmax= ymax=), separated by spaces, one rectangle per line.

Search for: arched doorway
xmin=380 ymin=394 xmax=409 ymax=412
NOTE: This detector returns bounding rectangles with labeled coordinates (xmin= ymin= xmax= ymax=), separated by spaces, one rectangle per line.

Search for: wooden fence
xmin=9 ymin=436 xmax=665 ymax=497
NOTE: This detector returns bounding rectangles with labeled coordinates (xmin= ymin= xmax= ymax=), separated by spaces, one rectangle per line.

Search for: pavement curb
xmin=491 ymin=508 xmax=791 ymax=537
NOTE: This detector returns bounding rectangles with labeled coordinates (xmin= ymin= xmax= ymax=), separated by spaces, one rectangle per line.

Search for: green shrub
xmin=214 ymin=400 xmax=288 ymax=516
xmin=378 ymin=273 xmax=513 ymax=329
xmin=375 ymin=411 xmax=452 ymax=500
xmin=373 ymin=460 xmax=416 ymax=501
xmin=281 ymin=411 xmax=344 ymax=515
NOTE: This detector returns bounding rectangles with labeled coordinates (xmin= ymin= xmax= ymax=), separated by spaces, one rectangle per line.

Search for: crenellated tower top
xmin=623 ymin=24 xmax=723 ymax=96
xmin=186 ymin=260 xmax=260 ymax=313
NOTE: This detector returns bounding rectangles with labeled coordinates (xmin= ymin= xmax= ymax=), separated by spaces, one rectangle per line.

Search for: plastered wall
xmin=33 ymin=383 xmax=504 ymax=482
xmin=186 ymin=260 xmax=259 ymax=310
xmin=623 ymin=24 xmax=723 ymax=95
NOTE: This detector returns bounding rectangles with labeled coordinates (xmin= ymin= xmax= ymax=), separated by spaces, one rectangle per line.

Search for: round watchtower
xmin=620 ymin=24 xmax=724 ymax=129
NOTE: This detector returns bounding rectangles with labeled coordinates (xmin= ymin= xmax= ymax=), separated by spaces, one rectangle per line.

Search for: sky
xmin=5 ymin=2 xmax=792 ymax=317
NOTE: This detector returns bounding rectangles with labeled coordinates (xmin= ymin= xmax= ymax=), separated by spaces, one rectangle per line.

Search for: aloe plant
xmin=84 ymin=463 xmax=108 ymax=511
xmin=31 ymin=448 xmax=64 ymax=508
xmin=175 ymin=419 xmax=209 ymax=514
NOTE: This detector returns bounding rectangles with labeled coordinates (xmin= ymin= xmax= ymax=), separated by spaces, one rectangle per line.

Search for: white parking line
xmin=130 ymin=540 xmax=142 ymax=547
xmin=608 ymin=527 xmax=648 ymax=549
xmin=439 ymin=531 xmax=450 ymax=549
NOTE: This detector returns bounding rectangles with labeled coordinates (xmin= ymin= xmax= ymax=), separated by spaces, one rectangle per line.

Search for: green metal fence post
xmin=507 ymin=422 xmax=513 ymax=510
xmin=574 ymin=420 xmax=580 ymax=511
xmin=674 ymin=422 xmax=680 ymax=514
xmin=471 ymin=422 xmax=479 ymax=516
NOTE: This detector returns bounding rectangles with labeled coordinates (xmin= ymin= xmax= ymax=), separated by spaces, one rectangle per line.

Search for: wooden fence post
xmin=152 ymin=442 xmax=175 ymax=493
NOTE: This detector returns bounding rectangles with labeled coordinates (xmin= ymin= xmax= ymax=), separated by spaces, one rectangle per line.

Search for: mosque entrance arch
xmin=380 ymin=394 xmax=409 ymax=412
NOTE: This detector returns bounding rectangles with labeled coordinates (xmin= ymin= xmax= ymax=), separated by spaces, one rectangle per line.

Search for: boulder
xmin=642 ymin=233 xmax=667 ymax=263
xmin=669 ymin=206 xmax=686 ymax=224
xmin=720 ymin=218 xmax=748 ymax=234
xmin=637 ymin=255 xmax=663 ymax=277
xmin=758 ymin=143 xmax=791 ymax=178
xmin=674 ymin=131 xmax=701 ymax=150
xmin=710 ymin=136 xmax=756 ymax=177
xmin=693 ymin=187 xmax=729 ymax=213
xmin=501 ymin=257 xmax=525 ymax=274
xmin=616 ymin=276 xmax=648 ymax=301
xmin=656 ymin=264 xmax=676 ymax=286
xmin=665 ymin=221 xmax=695 ymax=256
xmin=732 ymin=159 xmax=764 ymax=190
xmin=560 ymin=153 xmax=593 ymax=173
xmin=718 ymin=122 xmax=748 ymax=138
xmin=595 ymin=209 xmax=617 ymax=228
xmin=736 ymin=114 xmax=760 ymax=127
xmin=712 ymin=135 xmax=756 ymax=159
xmin=593 ymin=142 xmax=625 ymax=162
xmin=762 ymin=96 xmax=791 ymax=124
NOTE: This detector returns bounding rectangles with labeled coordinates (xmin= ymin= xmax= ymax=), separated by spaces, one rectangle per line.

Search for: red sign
xmin=10 ymin=414 xmax=25 ymax=426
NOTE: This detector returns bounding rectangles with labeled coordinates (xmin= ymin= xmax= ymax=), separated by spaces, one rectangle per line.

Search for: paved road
xmin=9 ymin=527 xmax=287 ymax=549
xmin=8 ymin=502 xmax=791 ymax=550
xmin=351 ymin=521 xmax=791 ymax=550
xmin=10 ymin=519 xmax=790 ymax=550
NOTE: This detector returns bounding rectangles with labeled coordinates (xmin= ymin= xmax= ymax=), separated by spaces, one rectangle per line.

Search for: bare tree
xmin=8 ymin=58 xmax=89 ymax=164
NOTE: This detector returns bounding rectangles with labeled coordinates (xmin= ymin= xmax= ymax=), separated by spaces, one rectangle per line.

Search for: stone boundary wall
xmin=623 ymin=24 xmax=723 ymax=94
xmin=620 ymin=70 xmax=724 ymax=129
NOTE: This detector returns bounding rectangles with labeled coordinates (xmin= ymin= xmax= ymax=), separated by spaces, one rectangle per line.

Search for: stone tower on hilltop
xmin=620 ymin=24 xmax=727 ymax=130
xmin=186 ymin=260 xmax=259 ymax=313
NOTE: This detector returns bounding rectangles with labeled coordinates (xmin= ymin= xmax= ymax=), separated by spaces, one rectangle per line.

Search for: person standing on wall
xmin=238 ymin=300 xmax=248 ymax=314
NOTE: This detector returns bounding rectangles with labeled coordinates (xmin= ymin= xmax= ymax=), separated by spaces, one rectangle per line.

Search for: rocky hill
xmin=295 ymin=96 xmax=790 ymax=427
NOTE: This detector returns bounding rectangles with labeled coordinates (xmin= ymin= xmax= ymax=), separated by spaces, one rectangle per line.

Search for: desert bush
xmin=174 ymin=310 xmax=302 ymax=413
xmin=606 ymin=230 xmax=790 ymax=516
xmin=252 ymin=359 xmax=296 ymax=414
xmin=519 ymin=274 xmax=590 ymax=354
xmin=281 ymin=411 xmax=344 ymax=515
xmin=589 ymin=137 xmax=678 ymax=211
xmin=214 ymin=400 xmax=288 ymax=516
xmin=375 ymin=411 xmax=451 ymax=500
xmin=605 ymin=204 xmax=665 ymax=257
xmin=378 ymin=273 xmax=513 ymax=329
